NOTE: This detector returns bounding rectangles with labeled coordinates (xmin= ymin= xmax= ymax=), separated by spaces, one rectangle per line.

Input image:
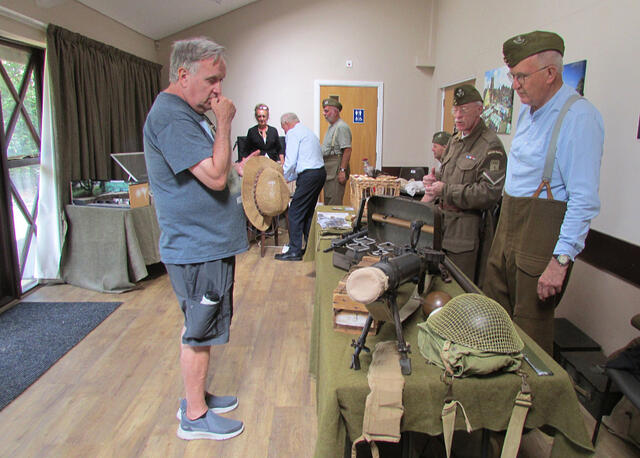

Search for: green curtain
xmin=45 ymin=24 xmax=161 ymax=206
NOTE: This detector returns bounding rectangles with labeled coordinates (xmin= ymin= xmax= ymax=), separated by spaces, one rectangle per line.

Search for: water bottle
xmin=363 ymin=158 xmax=374 ymax=177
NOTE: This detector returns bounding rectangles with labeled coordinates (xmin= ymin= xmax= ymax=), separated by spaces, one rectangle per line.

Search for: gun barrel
xmin=371 ymin=213 xmax=434 ymax=234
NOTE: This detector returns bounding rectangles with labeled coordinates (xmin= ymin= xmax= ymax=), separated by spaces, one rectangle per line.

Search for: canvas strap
xmin=500 ymin=374 xmax=532 ymax=458
xmin=533 ymin=94 xmax=582 ymax=199
xmin=441 ymin=398 xmax=472 ymax=458
xmin=351 ymin=341 xmax=405 ymax=458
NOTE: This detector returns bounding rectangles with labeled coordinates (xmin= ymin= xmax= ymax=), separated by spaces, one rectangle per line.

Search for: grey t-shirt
xmin=143 ymin=92 xmax=248 ymax=264
xmin=322 ymin=118 xmax=352 ymax=156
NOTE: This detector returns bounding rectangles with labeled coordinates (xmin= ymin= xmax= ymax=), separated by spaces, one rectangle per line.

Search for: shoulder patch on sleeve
xmin=487 ymin=150 xmax=504 ymax=156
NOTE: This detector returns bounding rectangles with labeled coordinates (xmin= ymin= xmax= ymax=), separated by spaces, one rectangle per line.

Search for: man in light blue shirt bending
xmin=483 ymin=30 xmax=604 ymax=354
xmin=275 ymin=113 xmax=326 ymax=261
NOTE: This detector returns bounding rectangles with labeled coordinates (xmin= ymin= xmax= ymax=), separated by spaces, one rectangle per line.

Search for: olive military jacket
xmin=436 ymin=119 xmax=506 ymax=257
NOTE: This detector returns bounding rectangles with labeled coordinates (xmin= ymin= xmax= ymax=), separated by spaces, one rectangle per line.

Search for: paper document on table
xmin=317 ymin=212 xmax=352 ymax=230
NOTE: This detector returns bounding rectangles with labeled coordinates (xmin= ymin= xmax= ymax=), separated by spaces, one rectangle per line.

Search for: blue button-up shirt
xmin=505 ymin=84 xmax=604 ymax=259
xmin=283 ymin=122 xmax=324 ymax=182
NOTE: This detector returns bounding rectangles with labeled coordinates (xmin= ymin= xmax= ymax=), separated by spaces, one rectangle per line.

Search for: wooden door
xmin=442 ymin=78 xmax=475 ymax=133
xmin=320 ymin=85 xmax=378 ymax=205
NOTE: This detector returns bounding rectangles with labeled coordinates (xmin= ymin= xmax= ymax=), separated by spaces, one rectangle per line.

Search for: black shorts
xmin=166 ymin=257 xmax=235 ymax=346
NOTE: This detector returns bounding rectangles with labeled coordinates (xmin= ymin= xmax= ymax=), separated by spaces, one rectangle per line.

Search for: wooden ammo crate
xmin=332 ymin=256 xmax=380 ymax=335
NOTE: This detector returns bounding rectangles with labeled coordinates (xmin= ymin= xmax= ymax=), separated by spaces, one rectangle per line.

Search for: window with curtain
xmin=40 ymin=25 xmax=161 ymax=282
xmin=0 ymin=37 xmax=44 ymax=298
xmin=45 ymin=24 xmax=161 ymax=207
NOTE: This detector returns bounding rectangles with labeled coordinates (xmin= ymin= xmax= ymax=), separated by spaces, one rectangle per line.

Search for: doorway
xmin=314 ymin=81 xmax=383 ymax=205
xmin=0 ymin=38 xmax=44 ymax=305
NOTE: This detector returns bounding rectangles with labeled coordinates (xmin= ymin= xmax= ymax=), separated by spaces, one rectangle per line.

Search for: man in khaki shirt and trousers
xmin=321 ymin=98 xmax=352 ymax=205
xmin=422 ymin=85 xmax=506 ymax=286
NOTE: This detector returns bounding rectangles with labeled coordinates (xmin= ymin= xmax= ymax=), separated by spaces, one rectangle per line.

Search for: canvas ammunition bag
xmin=351 ymin=341 xmax=405 ymax=458
xmin=417 ymin=294 xmax=531 ymax=458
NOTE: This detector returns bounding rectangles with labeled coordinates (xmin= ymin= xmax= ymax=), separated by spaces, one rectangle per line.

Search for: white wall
xmin=157 ymin=0 xmax=437 ymax=168
xmin=0 ymin=0 xmax=157 ymax=62
xmin=431 ymin=0 xmax=640 ymax=354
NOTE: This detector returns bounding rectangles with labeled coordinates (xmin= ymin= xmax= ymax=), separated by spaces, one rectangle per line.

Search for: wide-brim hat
xmin=241 ymin=156 xmax=290 ymax=231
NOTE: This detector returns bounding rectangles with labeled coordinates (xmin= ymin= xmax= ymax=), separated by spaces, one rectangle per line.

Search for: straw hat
xmin=241 ymin=156 xmax=290 ymax=231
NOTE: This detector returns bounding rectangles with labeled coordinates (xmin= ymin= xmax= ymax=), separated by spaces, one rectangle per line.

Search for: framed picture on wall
xmin=563 ymin=59 xmax=587 ymax=95
xmin=481 ymin=67 xmax=514 ymax=134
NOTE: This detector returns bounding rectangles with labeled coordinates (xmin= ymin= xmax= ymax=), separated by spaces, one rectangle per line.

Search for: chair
xmin=238 ymin=135 xmax=290 ymax=257
xmin=592 ymin=314 xmax=640 ymax=444
xmin=236 ymin=135 xmax=286 ymax=161
xmin=399 ymin=166 xmax=426 ymax=181
xmin=235 ymin=136 xmax=249 ymax=161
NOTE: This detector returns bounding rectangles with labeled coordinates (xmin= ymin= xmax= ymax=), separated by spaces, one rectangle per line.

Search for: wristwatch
xmin=554 ymin=254 xmax=571 ymax=266
xmin=339 ymin=168 xmax=346 ymax=172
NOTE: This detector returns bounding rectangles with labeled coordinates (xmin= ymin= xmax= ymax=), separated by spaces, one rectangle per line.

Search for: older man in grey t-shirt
xmin=143 ymin=37 xmax=246 ymax=441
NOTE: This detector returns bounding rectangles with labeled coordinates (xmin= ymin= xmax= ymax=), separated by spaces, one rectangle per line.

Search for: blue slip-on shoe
xmin=177 ymin=409 xmax=244 ymax=441
xmin=176 ymin=393 xmax=239 ymax=420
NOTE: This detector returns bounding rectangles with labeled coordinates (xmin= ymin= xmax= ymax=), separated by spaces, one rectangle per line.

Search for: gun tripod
xmin=350 ymin=290 xmax=412 ymax=375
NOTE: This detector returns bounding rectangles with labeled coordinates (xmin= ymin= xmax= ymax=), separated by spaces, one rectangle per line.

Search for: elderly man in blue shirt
xmin=483 ymin=31 xmax=604 ymax=354
xmin=275 ymin=112 xmax=326 ymax=261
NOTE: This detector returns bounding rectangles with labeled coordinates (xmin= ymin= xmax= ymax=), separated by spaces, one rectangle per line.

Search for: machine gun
xmin=345 ymin=218 xmax=481 ymax=375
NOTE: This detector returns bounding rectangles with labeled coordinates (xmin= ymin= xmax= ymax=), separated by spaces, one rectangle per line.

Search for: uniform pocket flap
xmin=443 ymin=238 xmax=475 ymax=254
xmin=515 ymin=252 xmax=549 ymax=277
xmin=455 ymin=156 xmax=479 ymax=171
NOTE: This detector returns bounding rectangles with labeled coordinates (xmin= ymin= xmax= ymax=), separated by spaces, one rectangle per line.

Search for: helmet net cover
xmin=426 ymin=293 xmax=524 ymax=354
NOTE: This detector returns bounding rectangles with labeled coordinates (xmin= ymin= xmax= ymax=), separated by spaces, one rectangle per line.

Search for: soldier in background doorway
xmin=321 ymin=98 xmax=352 ymax=205
xmin=422 ymin=85 xmax=506 ymax=286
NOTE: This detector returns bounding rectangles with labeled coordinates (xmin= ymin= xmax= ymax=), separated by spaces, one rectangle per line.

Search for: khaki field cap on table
xmin=453 ymin=84 xmax=483 ymax=106
xmin=503 ymin=30 xmax=565 ymax=67
xmin=241 ymin=156 xmax=290 ymax=231
xmin=322 ymin=97 xmax=342 ymax=111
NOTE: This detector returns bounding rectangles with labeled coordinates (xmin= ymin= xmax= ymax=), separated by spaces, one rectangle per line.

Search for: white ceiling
xmin=72 ymin=0 xmax=257 ymax=40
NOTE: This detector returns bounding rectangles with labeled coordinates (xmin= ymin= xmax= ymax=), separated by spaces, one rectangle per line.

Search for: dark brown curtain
xmin=46 ymin=24 xmax=161 ymax=206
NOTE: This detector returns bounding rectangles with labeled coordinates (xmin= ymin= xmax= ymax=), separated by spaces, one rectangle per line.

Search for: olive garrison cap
xmin=503 ymin=30 xmax=565 ymax=67
xmin=432 ymin=131 xmax=452 ymax=146
xmin=322 ymin=98 xmax=342 ymax=111
xmin=453 ymin=84 xmax=483 ymax=106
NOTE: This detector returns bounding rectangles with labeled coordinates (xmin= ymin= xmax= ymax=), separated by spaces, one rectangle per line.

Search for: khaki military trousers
xmin=323 ymin=154 xmax=347 ymax=205
xmin=483 ymin=194 xmax=571 ymax=355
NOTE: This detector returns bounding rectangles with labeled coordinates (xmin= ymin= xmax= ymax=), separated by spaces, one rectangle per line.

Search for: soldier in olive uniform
xmin=321 ymin=98 xmax=352 ymax=205
xmin=422 ymin=85 xmax=506 ymax=285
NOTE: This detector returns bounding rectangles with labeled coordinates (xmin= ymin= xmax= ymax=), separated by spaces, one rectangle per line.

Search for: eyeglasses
xmin=507 ymin=65 xmax=551 ymax=85
xmin=451 ymin=105 xmax=475 ymax=116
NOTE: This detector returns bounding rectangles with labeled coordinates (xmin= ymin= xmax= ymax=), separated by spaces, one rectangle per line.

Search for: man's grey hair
xmin=169 ymin=37 xmax=225 ymax=83
xmin=537 ymin=50 xmax=564 ymax=73
xmin=281 ymin=112 xmax=299 ymax=124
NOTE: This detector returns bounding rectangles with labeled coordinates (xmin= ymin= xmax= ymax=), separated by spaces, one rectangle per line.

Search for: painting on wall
xmin=563 ymin=59 xmax=587 ymax=95
xmin=481 ymin=67 xmax=514 ymax=134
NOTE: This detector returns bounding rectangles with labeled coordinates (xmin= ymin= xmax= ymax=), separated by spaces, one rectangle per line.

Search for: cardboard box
xmin=129 ymin=182 xmax=150 ymax=208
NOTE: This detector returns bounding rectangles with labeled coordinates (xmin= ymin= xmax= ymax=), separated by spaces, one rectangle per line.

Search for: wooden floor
xmin=0 ymin=240 xmax=637 ymax=457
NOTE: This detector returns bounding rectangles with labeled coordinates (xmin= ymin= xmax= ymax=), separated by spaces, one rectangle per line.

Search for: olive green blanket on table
xmin=307 ymin=207 xmax=594 ymax=458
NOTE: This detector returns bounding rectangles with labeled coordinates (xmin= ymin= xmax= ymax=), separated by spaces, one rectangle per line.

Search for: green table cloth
xmin=62 ymin=204 xmax=161 ymax=293
xmin=308 ymin=207 xmax=594 ymax=458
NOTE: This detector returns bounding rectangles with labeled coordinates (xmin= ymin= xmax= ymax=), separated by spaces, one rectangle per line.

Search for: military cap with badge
xmin=452 ymin=84 xmax=483 ymax=106
xmin=432 ymin=131 xmax=452 ymax=146
xmin=322 ymin=98 xmax=342 ymax=111
xmin=503 ymin=30 xmax=565 ymax=67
